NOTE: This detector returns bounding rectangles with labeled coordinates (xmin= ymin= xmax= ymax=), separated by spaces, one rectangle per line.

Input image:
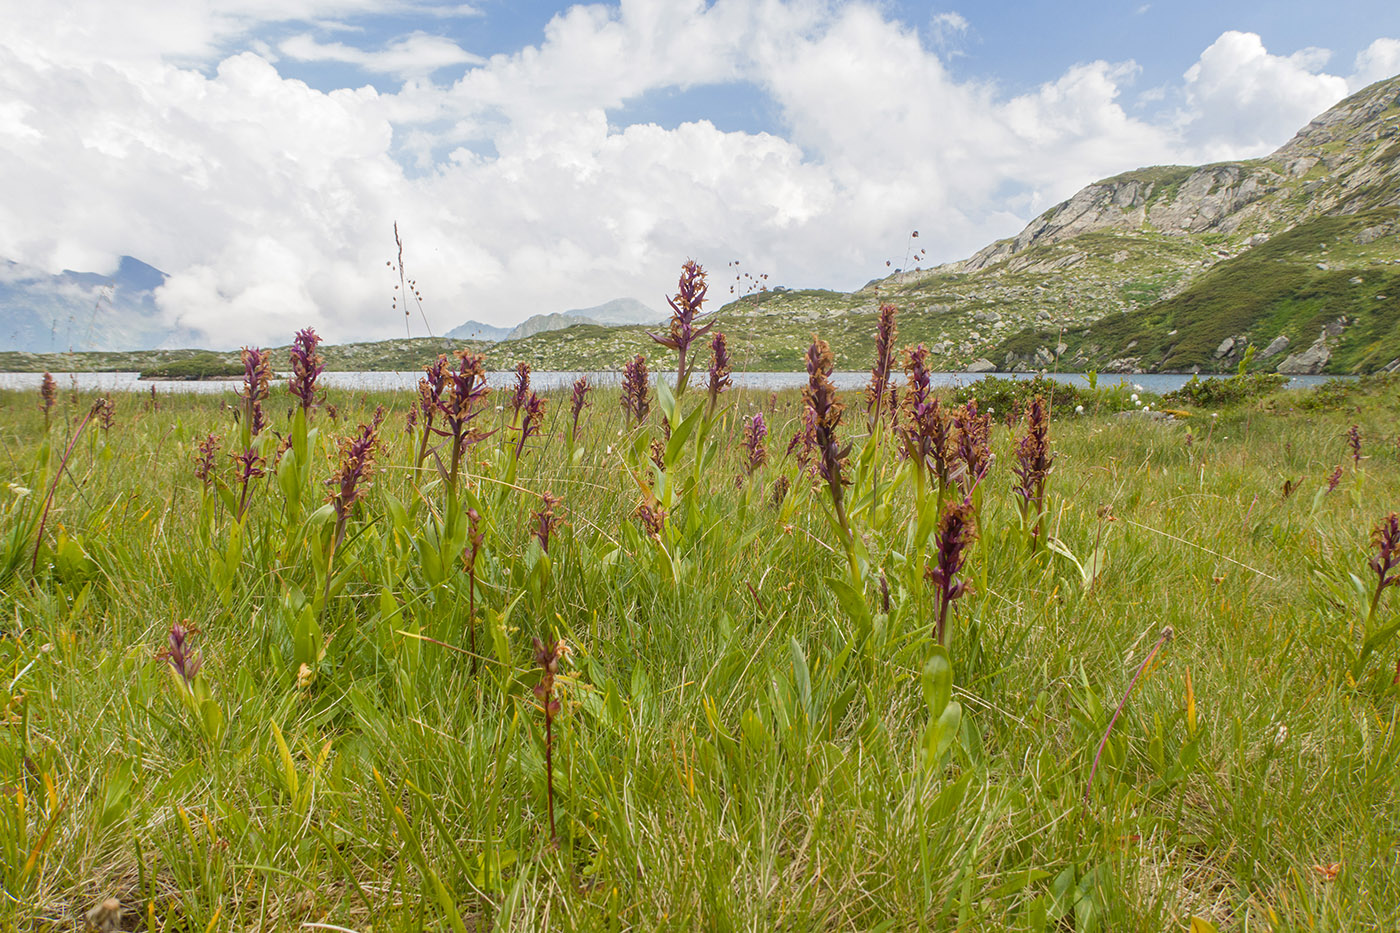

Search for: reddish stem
xmin=1085 ymin=626 xmax=1174 ymax=804
xmin=31 ymin=405 xmax=99 ymax=575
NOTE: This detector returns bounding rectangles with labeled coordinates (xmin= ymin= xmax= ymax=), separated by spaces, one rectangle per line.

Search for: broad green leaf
xmin=922 ymin=646 xmax=953 ymax=716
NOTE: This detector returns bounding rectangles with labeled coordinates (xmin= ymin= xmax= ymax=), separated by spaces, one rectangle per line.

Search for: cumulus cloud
xmin=0 ymin=2 xmax=1394 ymax=347
xmin=1351 ymin=37 xmax=1400 ymax=90
xmin=1174 ymin=31 xmax=1350 ymax=158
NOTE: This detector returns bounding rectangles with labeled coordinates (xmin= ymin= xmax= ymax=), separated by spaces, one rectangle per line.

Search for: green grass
xmin=2 ymin=363 xmax=1399 ymax=930
xmin=996 ymin=210 xmax=1400 ymax=373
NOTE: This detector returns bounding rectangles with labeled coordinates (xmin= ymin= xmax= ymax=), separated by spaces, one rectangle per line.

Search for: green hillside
xmin=995 ymin=211 xmax=1400 ymax=374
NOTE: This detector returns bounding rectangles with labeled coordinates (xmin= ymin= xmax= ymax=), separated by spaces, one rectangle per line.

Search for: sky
xmin=2 ymin=0 xmax=1398 ymax=347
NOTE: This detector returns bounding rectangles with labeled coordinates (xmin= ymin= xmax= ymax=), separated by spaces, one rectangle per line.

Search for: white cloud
xmin=280 ymin=32 xmax=483 ymax=76
xmin=929 ymin=10 xmax=969 ymax=51
xmin=1174 ymin=31 xmax=1349 ymax=158
xmin=1351 ymin=37 xmax=1400 ymax=90
xmin=0 ymin=3 xmax=1391 ymax=348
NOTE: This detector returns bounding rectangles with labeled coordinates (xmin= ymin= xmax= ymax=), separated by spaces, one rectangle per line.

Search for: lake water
xmin=0 ymin=370 xmax=1349 ymax=395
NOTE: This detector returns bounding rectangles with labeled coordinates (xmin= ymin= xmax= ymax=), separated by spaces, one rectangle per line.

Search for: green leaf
xmin=655 ymin=375 xmax=677 ymax=425
xmin=789 ymin=637 xmax=812 ymax=721
xmin=664 ymin=402 xmax=705 ymax=468
xmin=923 ymin=700 xmax=961 ymax=765
xmin=270 ymin=721 xmax=298 ymax=798
xmin=921 ymin=646 xmax=953 ymax=716
xmin=826 ymin=575 xmax=872 ymax=632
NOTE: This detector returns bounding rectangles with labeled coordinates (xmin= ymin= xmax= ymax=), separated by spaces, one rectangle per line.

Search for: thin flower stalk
xmin=804 ymin=336 xmax=856 ymax=575
xmin=621 ymin=355 xmax=650 ymax=426
xmin=707 ymin=331 xmax=732 ymax=417
xmin=926 ymin=496 xmax=976 ymax=646
xmin=866 ymin=303 xmax=898 ymax=433
xmin=327 ymin=406 xmax=384 ymax=552
xmin=532 ymin=491 xmax=563 ymax=553
xmin=163 ymin=621 xmax=203 ymax=685
xmin=436 ymin=351 xmax=492 ymax=485
xmin=1348 ymin=424 xmax=1362 ymax=464
xmin=414 ymin=355 xmax=450 ymax=470
xmin=570 ymin=377 xmax=591 ymax=438
xmin=462 ymin=507 xmax=484 ymax=672
xmin=288 ymin=327 xmax=324 ymax=412
xmin=194 ymin=434 xmax=221 ymax=489
xmin=1011 ymin=394 xmax=1054 ymax=552
xmin=31 ymin=401 xmax=102 ymax=575
xmin=650 ymin=260 xmax=714 ymax=396
xmin=230 ymin=447 xmax=265 ymax=522
xmin=515 ymin=393 xmax=546 ymax=461
xmin=742 ymin=412 xmax=768 ymax=475
xmin=239 ymin=347 xmax=272 ymax=443
xmin=39 ymin=372 xmax=56 ymax=429
xmin=1368 ymin=512 xmax=1400 ymax=625
xmin=1085 ymin=626 xmax=1174 ymax=804
xmin=532 ymin=637 xmax=566 ymax=847
xmin=510 ymin=363 xmax=531 ymax=421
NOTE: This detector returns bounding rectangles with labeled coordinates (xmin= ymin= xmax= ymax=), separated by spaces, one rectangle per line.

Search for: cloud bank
xmin=0 ymin=0 xmax=1395 ymax=347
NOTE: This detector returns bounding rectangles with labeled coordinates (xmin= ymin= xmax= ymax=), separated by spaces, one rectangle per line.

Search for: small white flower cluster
xmin=1074 ymin=404 xmax=1084 ymax=415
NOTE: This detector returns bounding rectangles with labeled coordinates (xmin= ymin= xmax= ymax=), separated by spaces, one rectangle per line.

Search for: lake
xmin=0 ymin=370 xmax=1349 ymax=395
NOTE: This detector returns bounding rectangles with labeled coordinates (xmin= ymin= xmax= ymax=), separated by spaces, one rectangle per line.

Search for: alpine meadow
xmin=4 ymin=9 xmax=1400 ymax=933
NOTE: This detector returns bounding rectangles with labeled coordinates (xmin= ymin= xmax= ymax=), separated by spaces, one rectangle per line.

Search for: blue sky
xmin=2 ymin=1 xmax=1398 ymax=345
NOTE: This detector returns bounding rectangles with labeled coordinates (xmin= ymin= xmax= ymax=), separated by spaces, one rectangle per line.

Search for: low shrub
xmin=1162 ymin=373 xmax=1287 ymax=408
